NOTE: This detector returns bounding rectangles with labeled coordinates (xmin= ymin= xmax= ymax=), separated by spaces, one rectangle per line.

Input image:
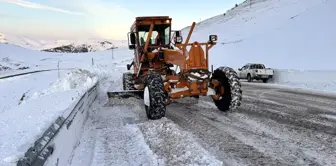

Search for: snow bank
xmin=0 ymin=38 xmax=136 ymax=165
xmin=0 ymin=69 xmax=98 ymax=166
xmin=39 ymin=83 xmax=99 ymax=166
xmin=257 ymin=69 xmax=336 ymax=93
xmin=181 ymin=0 xmax=336 ymax=70
xmin=31 ymin=69 xmax=97 ymax=99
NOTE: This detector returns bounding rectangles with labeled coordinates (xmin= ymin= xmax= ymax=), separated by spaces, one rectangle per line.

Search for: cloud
xmin=0 ymin=0 xmax=85 ymax=15
xmin=63 ymin=0 xmax=135 ymax=39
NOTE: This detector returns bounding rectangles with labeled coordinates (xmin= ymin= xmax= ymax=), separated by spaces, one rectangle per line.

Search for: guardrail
xmin=0 ymin=69 xmax=54 ymax=79
xmin=17 ymin=81 xmax=99 ymax=166
xmin=0 ymin=68 xmax=76 ymax=80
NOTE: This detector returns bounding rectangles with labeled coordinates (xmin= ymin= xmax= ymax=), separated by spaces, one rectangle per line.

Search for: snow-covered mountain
xmin=0 ymin=33 xmax=5 ymax=43
xmin=41 ymin=40 xmax=126 ymax=53
xmin=0 ymin=32 xmax=127 ymax=53
xmin=180 ymin=0 xmax=336 ymax=70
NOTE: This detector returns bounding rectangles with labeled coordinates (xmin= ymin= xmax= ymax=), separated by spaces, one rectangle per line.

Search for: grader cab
xmin=107 ymin=16 xmax=242 ymax=120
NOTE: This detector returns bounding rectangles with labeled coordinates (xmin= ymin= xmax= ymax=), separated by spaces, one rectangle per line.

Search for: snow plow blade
xmin=107 ymin=90 xmax=143 ymax=99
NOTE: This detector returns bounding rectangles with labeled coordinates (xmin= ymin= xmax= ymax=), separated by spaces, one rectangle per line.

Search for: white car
xmin=238 ymin=63 xmax=274 ymax=83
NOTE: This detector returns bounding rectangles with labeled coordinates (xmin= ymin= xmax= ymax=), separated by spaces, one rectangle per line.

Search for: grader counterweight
xmin=107 ymin=16 xmax=242 ymax=120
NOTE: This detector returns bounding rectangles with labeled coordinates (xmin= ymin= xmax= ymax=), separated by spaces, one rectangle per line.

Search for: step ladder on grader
xmin=107 ymin=16 xmax=242 ymax=120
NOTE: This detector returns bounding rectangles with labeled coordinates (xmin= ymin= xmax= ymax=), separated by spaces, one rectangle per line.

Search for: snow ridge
xmin=0 ymin=32 xmax=127 ymax=52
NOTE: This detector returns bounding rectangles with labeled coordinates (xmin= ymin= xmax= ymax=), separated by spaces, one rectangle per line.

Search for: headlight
xmin=209 ymin=35 xmax=218 ymax=42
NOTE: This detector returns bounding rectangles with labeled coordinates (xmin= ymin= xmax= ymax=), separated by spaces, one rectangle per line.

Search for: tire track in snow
xmin=165 ymin=83 xmax=336 ymax=166
xmin=242 ymin=85 xmax=336 ymax=135
xmin=68 ymin=96 xmax=163 ymax=166
xmin=230 ymin=112 xmax=336 ymax=166
xmin=167 ymin=103 xmax=289 ymax=166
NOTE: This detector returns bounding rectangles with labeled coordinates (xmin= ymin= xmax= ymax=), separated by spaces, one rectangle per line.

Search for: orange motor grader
xmin=107 ymin=16 xmax=242 ymax=120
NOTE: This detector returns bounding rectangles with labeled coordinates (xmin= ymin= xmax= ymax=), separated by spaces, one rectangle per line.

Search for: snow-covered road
xmin=167 ymin=84 xmax=336 ymax=166
xmin=66 ymin=81 xmax=336 ymax=166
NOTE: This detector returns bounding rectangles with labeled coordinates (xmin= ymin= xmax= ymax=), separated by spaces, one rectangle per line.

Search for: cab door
xmin=239 ymin=65 xmax=249 ymax=78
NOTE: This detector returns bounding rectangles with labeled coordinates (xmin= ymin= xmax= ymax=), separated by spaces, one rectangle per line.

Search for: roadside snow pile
xmin=0 ymin=69 xmax=98 ymax=166
xmin=53 ymin=69 xmax=97 ymax=91
xmin=31 ymin=69 xmax=97 ymax=99
xmin=269 ymin=69 xmax=336 ymax=93
xmin=0 ymin=43 xmax=135 ymax=165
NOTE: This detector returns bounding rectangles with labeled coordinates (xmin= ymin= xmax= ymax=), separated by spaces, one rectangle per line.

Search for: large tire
xmin=262 ymin=78 xmax=268 ymax=83
xmin=247 ymin=73 xmax=252 ymax=82
xmin=143 ymin=72 xmax=167 ymax=120
xmin=211 ymin=67 xmax=242 ymax=112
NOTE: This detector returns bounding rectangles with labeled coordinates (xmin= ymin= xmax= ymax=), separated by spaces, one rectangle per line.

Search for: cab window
xmin=137 ymin=24 xmax=171 ymax=46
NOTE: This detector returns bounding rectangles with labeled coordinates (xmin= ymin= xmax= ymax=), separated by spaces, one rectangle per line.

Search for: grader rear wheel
xmin=211 ymin=66 xmax=242 ymax=111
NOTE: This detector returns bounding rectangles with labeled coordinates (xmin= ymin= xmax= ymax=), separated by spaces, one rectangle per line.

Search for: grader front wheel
xmin=211 ymin=66 xmax=242 ymax=111
xmin=144 ymin=72 xmax=167 ymax=120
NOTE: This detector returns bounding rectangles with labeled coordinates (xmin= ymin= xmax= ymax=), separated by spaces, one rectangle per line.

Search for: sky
xmin=0 ymin=0 xmax=244 ymax=40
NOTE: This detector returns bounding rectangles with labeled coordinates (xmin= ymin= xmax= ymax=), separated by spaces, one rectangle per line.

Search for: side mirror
xmin=130 ymin=33 xmax=136 ymax=45
xmin=238 ymin=68 xmax=242 ymax=71
xmin=174 ymin=36 xmax=183 ymax=44
xmin=174 ymin=31 xmax=183 ymax=44
xmin=209 ymin=35 xmax=218 ymax=42
xmin=128 ymin=45 xmax=135 ymax=49
xmin=175 ymin=30 xmax=181 ymax=37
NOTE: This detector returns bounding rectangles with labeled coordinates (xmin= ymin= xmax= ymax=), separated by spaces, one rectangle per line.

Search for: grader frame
xmin=108 ymin=16 xmax=242 ymax=120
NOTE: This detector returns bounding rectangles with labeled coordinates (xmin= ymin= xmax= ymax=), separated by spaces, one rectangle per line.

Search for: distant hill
xmin=0 ymin=33 xmax=127 ymax=53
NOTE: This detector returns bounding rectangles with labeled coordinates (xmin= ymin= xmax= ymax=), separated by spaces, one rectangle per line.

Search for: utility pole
xmin=57 ymin=61 xmax=60 ymax=78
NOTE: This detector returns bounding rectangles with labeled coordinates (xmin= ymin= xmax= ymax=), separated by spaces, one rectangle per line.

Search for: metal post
xmin=112 ymin=48 xmax=114 ymax=60
xmin=57 ymin=61 xmax=60 ymax=78
xmin=92 ymin=58 xmax=94 ymax=66
xmin=211 ymin=65 xmax=213 ymax=73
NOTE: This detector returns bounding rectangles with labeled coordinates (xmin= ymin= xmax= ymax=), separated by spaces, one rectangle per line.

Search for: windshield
xmin=138 ymin=25 xmax=171 ymax=46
